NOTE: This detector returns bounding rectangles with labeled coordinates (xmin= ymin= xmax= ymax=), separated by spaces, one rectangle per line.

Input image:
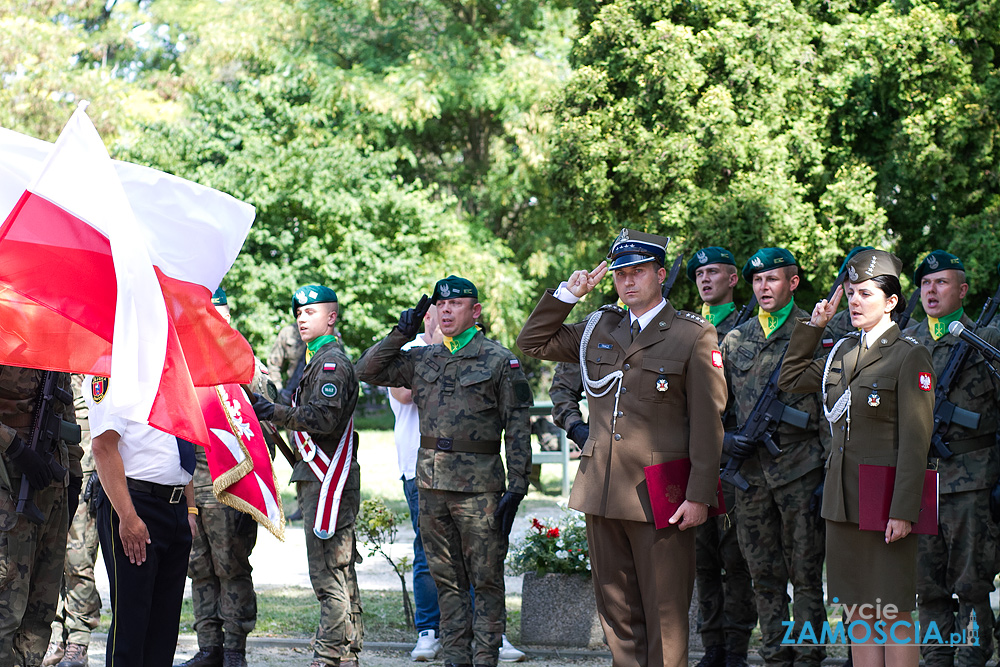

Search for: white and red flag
xmin=0 ymin=105 xmax=255 ymax=447
xmin=200 ymin=383 xmax=285 ymax=540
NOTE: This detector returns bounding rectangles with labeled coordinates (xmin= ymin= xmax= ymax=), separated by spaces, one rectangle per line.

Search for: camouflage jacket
xmin=357 ymin=327 xmax=533 ymax=495
xmin=713 ymin=305 xmax=741 ymax=343
xmin=720 ymin=306 xmax=828 ymax=488
xmin=549 ymin=362 xmax=585 ymax=432
xmin=267 ymin=324 xmax=306 ymax=391
xmin=70 ymin=374 xmax=95 ymax=475
xmin=904 ymin=315 xmax=1000 ymax=493
xmin=270 ymin=341 xmax=360 ymax=488
xmin=0 ymin=366 xmax=82 ymax=491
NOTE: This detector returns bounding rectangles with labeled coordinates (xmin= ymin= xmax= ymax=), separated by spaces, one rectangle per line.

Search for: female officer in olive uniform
xmin=779 ymin=250 xmax=935 ymax=667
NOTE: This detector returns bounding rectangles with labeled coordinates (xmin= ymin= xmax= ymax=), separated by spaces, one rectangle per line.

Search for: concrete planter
xmin=520 ymin=571 xmax=604 ymax=648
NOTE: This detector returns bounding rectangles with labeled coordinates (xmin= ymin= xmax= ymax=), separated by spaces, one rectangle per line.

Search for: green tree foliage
xmin=549 ymin=0 xmax=1000 ymax=308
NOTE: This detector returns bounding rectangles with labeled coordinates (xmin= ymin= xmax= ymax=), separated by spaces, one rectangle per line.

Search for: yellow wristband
xmin=187 ymin=507 xmax=199 ymax=516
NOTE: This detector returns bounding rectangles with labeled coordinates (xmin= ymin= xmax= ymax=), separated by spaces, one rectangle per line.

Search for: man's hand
xmin=398 ymin=294 xmax=432 ymax=339
xmin=7 ymin=435 xmax=54 ymax=489
xmin=886 ymin=518 xmax=912 ymax=543
xmin=722 ymin=432 xmax=754 ymax=460
xmin=120 ymin=511 xmax=152 ymax=565
xmin=188 ymin=511 xmax=199 ymax=538
xmin=809 ymin=285 xmax=843 ymax=328
xmin=494 ymin=490 xmax=525 ymax=538
xmin=668 ymin=500 xmax=708 ymax=530
xmin=567 ymin=422 xmax=590 ymax=448
xmin=566 ymin=262 xmax=609 ymax=298
xmin=252 ymin=392 xmax=276 ymax=422
xmin=808 ymin=480 xmax=825 ymax=520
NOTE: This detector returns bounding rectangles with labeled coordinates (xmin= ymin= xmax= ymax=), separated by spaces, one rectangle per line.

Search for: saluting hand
xmin=566 ymin=262 xmax=609 ymax=298
xmin=809 ymin=284 xmax=843 ymax=329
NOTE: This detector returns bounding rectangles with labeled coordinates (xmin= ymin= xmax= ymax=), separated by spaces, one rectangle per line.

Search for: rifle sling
xmin=934 ymin=434 xmax=995 ymax=457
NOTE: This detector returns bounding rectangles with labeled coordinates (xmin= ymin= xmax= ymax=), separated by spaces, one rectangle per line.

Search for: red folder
xmin=644 ymin=458 xmax=726 ymax=530
xmin=858 ymin=465 xmax=938 ymax=535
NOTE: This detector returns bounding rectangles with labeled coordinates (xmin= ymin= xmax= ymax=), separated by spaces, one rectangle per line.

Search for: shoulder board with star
xmin=845 ymin=331 xmax=862 ymax=339
xmin=901 ymin=335 xmax=920 ymax=346
xmin=678 ymin=311 xmax=707 ymax=326
xmin=599 ymin=304 xmax=625 ymax=315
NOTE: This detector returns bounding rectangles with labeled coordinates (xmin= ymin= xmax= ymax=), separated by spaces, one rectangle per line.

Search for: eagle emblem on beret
xmin=697 ymin=250 xmax=708 ymax=264
xmin=751 ymin=256 xmax=764 ymax=269
xmin=927 ymin=255 xmax=939 ymax=270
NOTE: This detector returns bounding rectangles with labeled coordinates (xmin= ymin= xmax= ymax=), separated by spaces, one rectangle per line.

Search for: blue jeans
xmin=404 ymin=477 xmax=440 ymax=632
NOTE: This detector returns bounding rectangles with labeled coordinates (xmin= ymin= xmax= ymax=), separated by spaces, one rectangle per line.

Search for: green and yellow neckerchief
xmin=758 ymin=299 xmax=795 ymax=339
xmin=443 ymin=326 xmax=477 ymax=354
xmin=701 ymin=302 xmax=736 ymax=328
xmin=928 ymin=307 xmax=964 ymax=341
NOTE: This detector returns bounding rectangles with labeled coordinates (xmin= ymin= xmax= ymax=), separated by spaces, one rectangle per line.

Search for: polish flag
xmin=199 ymin=383 xmax=285 ymax=540
xmin=0 ymin=105 xmax=255 ymax=447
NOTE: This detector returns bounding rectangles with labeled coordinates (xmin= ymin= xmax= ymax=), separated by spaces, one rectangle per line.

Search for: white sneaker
xmin=410 ymin=629 xmax=441 ymax=662
xmin=499 ymin=634 xmax=526 ymax=662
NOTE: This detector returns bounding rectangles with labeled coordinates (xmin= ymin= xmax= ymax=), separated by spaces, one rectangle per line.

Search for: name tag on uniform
xmin=598 ymin=343 xmax=614 ymax=349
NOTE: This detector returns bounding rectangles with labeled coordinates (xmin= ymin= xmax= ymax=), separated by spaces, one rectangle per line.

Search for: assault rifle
xmin=661 ymin=253 xmax=685 ymax=300
xmin=733 ymin=295 xmax=758 ymax=328
xmin=720 ymin=269 xmax=847 ymax=490
xmin=929 ymin=280 xmax=1000 ymax=459
xmin=17 ymin=372 xmax=81 ymax=524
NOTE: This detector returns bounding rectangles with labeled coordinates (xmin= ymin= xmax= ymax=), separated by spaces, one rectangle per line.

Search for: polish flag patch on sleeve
xmin=323 ymin=362 xmax=337 ymax=372
xmin=711 ymin=350 xmax=724 ymax=368
xmin=919 ymin=372 xmax=932 ymax=391
xmin=509 ymin=359 xmax=520 ymax=369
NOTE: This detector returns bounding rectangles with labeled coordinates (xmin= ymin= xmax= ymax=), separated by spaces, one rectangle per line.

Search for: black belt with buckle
xmin=420 ymin=436 xmax=501 ymax=455
xmin=126 ymin=478 xmax=186 ymax=504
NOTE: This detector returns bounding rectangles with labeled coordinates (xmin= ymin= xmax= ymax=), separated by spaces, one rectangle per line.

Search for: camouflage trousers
xmin=735 ymin=468 xmax=826 ymax=667
xmin=917 ymin=488 xmax=999 ymax=667
xmin=49 ymin=471 xmax=101 ymax=647
xmin=419 ymin=488 xmax=506 ymax=667
xmin=299 ymin=480 xmax=363 ymax=666
xmin=695 ymin=485 xmax=757 ymax=655
xmin=0 ymin=481 xmax=69 ymax=667
xmin=188 ymin=489 xmax=258 ymax=651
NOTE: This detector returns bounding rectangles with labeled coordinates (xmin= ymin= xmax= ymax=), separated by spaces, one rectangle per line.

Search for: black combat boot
xmin=222 ymin=648 xmax=248 ymax=667
xmin=695 ymin=645 xmax=727 ymax=667
xmin=176 ymin=646 xmax=223 ymax=667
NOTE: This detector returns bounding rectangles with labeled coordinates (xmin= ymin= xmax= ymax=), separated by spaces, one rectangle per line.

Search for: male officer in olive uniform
xmin=358 ymin=276 xmax=533 ymax=667
xmin=719 ymin=248 xmax=828 ymax=667
xmin=252 ymin=285 xmax=363 ymax=667
xmin=518 ymin=230 xmax=727 ymax=667
xmin=179 ymin=289 xmax=265 ymax=667
xmin=44 ymin=375 xmax=100 ymax=667
xmin=904 ymin=250 xmax=1000 ymax=667
xmin=0 ymin=367 xmax=81 ymax=667
xmin=686 ymin=246 xmax=756 ymax=667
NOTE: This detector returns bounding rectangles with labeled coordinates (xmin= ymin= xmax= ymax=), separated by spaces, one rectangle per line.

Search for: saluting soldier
xmin=686 ymin=246 xmax=756 ymax=667
xmin=0 ymin=367 xmax=81 ymax=667
xmin=251 ymin=285 xmax=363 ymax=667
xmin=905 ymin=251 xmax=1000 ymax=667
xmin=358 ymin=276 xmax=533 ymax=667
xmin=719 ymin=248 xmax=828 ymax=667
xmin=518 ymin=229 xmax=727 ymax=667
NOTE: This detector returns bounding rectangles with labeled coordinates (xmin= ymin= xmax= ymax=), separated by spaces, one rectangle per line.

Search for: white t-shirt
xmin=84 ymin=375 xmax=192 ymax=486
xmin=387 ymin=335 xmax=431 ymax=480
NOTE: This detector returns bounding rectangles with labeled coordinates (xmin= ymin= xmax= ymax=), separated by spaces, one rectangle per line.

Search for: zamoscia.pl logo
xmin=782 ymin=600 xmax=979 ymax=647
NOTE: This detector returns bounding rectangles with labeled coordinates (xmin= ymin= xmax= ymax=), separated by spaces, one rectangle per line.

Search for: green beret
xmin=211 ymin=287 xmax=227 ymax=306
xmin=432 ymin=275 xmax=478 ymax=303
xmin=846 ymin=249 xmax=902 ymax=282
xmin=607 ymin=228 xmax=668 ymax=269
xmin=913 ymin=250 xmax=964 ymax=284
xmin=292 ymin=284 xmax=338 ymax=315
xmin=742 ymin=247 xmax=797 ymax=282
xmin=686 ymin=247 xmax=736 ymax=282
xmin=839 ymin=246 xmax=875 ymax=275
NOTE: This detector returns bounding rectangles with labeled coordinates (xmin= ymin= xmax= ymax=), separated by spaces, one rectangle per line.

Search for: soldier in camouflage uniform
xmin=0 ymin=367 xmax=82 ymax=667
xmin=687 ymin=247 xmax=757 ymax=667
xmin=252 ymin=285 xmax=363 ymax=667
xmin=358 ymin=276 xmax=533 ymax=667
xmin=267 ymin=322 xmax=307 ymax=393
xmin=904 ymin=250 xmax=1000 ymax=667
xmin=43 ymin=375 xmax=100 ymax=667
xmin=719 ymin=248 xmax=828 ymax=667
xmin=180 ymin=290 xmax=266 ymax=667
